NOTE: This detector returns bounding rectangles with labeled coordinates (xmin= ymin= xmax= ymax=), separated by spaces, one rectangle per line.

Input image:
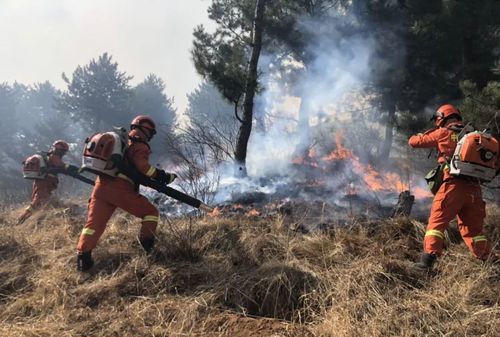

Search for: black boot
xmin=140 ymin=237 xmax=155 ymax=254
xmin=77 ymin=251 xmax=94 ymax=272
xmin=414 ymin=253 xmax=436 ymax=271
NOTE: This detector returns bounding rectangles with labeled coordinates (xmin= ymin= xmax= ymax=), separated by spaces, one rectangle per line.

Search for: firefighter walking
xmin=409 ymin=104 xmax=497 ymax=270
xmin=76 ymin=116 xmax=176 ymax=272
xmin=18 ymin=140 xmax=72 ymax=224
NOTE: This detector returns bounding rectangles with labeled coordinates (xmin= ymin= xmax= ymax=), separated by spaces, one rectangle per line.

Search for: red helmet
xmin=52 ymin=139 xmax=69 ymax=154
xmin=131 ymin=115 xmax=157 ymax=138
xmin=433 ymin=104 xmax=461 ymax=120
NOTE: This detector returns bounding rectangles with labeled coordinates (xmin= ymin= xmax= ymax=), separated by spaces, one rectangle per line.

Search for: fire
xmin=208 ymin=207 xmax=221 ymax=217
xmin=292 ymin=148 xmax=319 ymax=168
xmin=292 ymin=132 xmax=432 ymax=199
xmin=411 ymin=187 xmax=432 ymax=199
xmin=246 ymin=209 xmax=260 ymax=217
xmin=322 ymin=132 xmax=352 ymax=161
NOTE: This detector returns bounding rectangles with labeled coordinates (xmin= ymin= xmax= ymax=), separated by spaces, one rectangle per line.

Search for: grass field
xmin=0 ymin=202 xmax=498 ymax=337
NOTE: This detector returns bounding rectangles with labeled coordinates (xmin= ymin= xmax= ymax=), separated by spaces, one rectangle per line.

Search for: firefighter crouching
xmin=76 ymin=116 xmax=176 ymax=272
xmin=409 ymin=104 xmax=497 ymax=270
xmin=18 ymin=140 xmax=73 ymax=224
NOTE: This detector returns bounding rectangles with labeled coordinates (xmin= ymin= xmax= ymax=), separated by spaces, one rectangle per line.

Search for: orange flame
xmin=411 ymin=187 xmax=432 ymax=199
xmin=208 ymin=207 xmax=221 ymax=217
xmin=246 ymin=209 xmax=261 ymax=217
xmin=295 ymin=132 xmax=431 ymax=199
xmin=322 ymin=133 xmax=352 ymax=161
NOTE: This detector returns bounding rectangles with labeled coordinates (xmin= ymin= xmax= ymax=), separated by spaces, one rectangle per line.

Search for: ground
xmin=0 ymin=202 xmax=499 ymax=337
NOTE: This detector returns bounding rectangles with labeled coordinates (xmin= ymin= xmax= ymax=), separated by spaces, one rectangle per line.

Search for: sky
xmin=0 ymin=0 xmax=214 ymax=114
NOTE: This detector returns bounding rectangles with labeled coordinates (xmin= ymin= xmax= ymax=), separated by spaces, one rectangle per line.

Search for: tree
xmin=21 ymin=82 xmax=72 ymax=152
xmin=0 ymin=81 xmax=76 ymax=201
xmin=130 ymin=74 xmax=177 ymax=161
xmin=234 ymin=0 xmax=267 ymax=176
xmin=184 ymin=81 xmax=238 ymax=162
xmin=193 ymin=0 xmax=268 ymax=176
xmin=58 ymin=53 xmax=133 ymax=131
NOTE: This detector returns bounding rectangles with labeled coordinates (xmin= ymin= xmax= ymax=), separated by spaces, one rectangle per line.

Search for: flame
xmin=292 ymin=148 xmax=319 ymax=168
xmin=208 ymin=207 xmax=221 ymax=217
xmin=411 ymin=187 xmax=432 ymax=199
xmin=322 ymin=132 xmax=352 ymax=161
xmin=292 ymin=132 xmax=432 ymax=199
xmin=246 ymin=209 xmax=260 ymax=217
xmin=232 ymin=204 xmax=244 ymax=209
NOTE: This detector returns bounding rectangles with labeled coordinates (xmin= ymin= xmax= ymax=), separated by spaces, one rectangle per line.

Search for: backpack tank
xmin=22 ymin=153 xmax=47 ymax=179
xmin=81 ymin=127 xmax=128 ymax=177
xmin=449 ymin=131 xmax=499 ymax=182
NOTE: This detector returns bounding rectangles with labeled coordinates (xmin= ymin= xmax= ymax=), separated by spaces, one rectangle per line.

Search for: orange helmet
xmin=131 ymin=115 xmax=157 ymax=139
xmin=431 ymin=104 xmax=462 ymax=126
xmin=52 ymin=139 xmax=69 ymax=154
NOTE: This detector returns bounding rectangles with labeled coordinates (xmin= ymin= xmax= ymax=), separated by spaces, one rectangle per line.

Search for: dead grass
xmin=0 ymin=203 xmax=498 ymax=336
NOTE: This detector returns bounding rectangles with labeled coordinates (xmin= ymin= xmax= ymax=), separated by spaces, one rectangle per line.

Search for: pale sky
xmin=0 ymin=0 xmax=214 ymax=114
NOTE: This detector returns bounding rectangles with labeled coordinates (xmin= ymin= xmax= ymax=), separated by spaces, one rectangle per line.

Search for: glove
xmin=155 ymin=169 xmax=177 ymax=184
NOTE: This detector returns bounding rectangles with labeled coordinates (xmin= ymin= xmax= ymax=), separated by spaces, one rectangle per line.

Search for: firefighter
xmin=409 ymin=104 xmax=495 ymax=270
xmin=18 ymin=140 xmax=72 ymax=224
xmin=76 ymin=115 xmax=176 ymax=272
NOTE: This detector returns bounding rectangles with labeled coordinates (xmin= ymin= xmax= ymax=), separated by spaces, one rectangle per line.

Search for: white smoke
xmin=209 ymin=11 xmax=431 ymax=206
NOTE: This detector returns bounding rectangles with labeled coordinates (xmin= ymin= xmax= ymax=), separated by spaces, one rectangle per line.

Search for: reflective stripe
xmin=82 ymin=228 xmax=95 ymax=236
xmin=425 ymin=229 xmax=445 ymax=240
xmin=472 ymin=235 xmax=488 ymax=243
xmin=143 ymin=215 xmax=159 ymax=223
xmin=117 ymin=173 xmax=135 ymax=185
xmin=145 ymin=166 xmax=156 ymax=177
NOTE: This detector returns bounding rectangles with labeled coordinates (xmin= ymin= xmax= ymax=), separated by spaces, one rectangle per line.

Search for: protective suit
xmin=18 ymin=140 xmax=69 ymax=224
xmin=409 ymin=105 xmax=494 ymax=269
xmin=77 ymin=116 xmax=176 ymax=271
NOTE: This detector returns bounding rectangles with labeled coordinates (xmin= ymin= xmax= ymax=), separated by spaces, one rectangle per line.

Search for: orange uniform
xmin=77 ymin=129 xmax=160 ymax=254
xmin=18 ymin=152 xmax=66 ymax=222
xmin=409 ymin=123 xmax=492 ymax=260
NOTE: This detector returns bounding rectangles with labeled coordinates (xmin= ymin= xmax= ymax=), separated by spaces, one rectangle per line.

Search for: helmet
xmin=431 ymin=104 xmax=462 ymax=121
xmin=131 ymin=115 xmax=157 ymax=139
xmin=431 ymin=104 xmax=461 ymax=126
xmin=52 ymin=140 xmax=69 ymax=154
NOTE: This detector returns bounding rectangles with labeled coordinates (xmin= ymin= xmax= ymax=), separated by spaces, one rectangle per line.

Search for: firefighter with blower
xmin=409 ymin=104 xmax=499 ymax=270
xmin=18 ymin=140 xmax=77 ymax=224
xmin=76 ymin=115 xmax=177 ymax=272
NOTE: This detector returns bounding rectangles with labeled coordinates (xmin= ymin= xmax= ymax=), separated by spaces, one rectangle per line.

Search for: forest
xmin=0 ymin=1 xmax=499 ymax=336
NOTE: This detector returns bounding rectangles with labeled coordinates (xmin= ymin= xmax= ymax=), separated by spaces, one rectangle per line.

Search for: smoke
xmin=209 ymin=10 xmax=431 ymax=207
xmin=247 ymin=14 xmax=375 ymax=176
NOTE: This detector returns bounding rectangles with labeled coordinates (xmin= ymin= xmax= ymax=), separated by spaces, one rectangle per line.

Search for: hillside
xmin=0 ymin=202 xmax=499 ymax=337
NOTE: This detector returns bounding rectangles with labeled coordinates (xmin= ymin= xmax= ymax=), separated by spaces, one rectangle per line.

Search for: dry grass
xmin=0 ymin=203 xmax=498 ymax=336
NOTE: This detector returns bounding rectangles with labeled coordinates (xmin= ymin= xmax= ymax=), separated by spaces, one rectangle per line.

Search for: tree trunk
xmin=234 ymin=0 xmax=266 ymax=177
xmin=379 ymin=102 xmax=395 ymax=161
xmin=297 ymin=93 xmax=311 ymax=152
xmin=391 ymin=190 xmax=414 ymax=218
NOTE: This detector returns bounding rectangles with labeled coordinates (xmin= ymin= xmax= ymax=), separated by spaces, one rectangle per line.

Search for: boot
xmin=414 ymin=253 xmax=436 ymax=271
xmin=140 ymin=237 xmax=155 ymax=254
xmin=77 ymin=251 xmax=94 ymax=272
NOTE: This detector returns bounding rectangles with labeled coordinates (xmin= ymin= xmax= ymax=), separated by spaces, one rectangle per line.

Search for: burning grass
xmin=0 ymin=203 xmax=498 ymax=336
